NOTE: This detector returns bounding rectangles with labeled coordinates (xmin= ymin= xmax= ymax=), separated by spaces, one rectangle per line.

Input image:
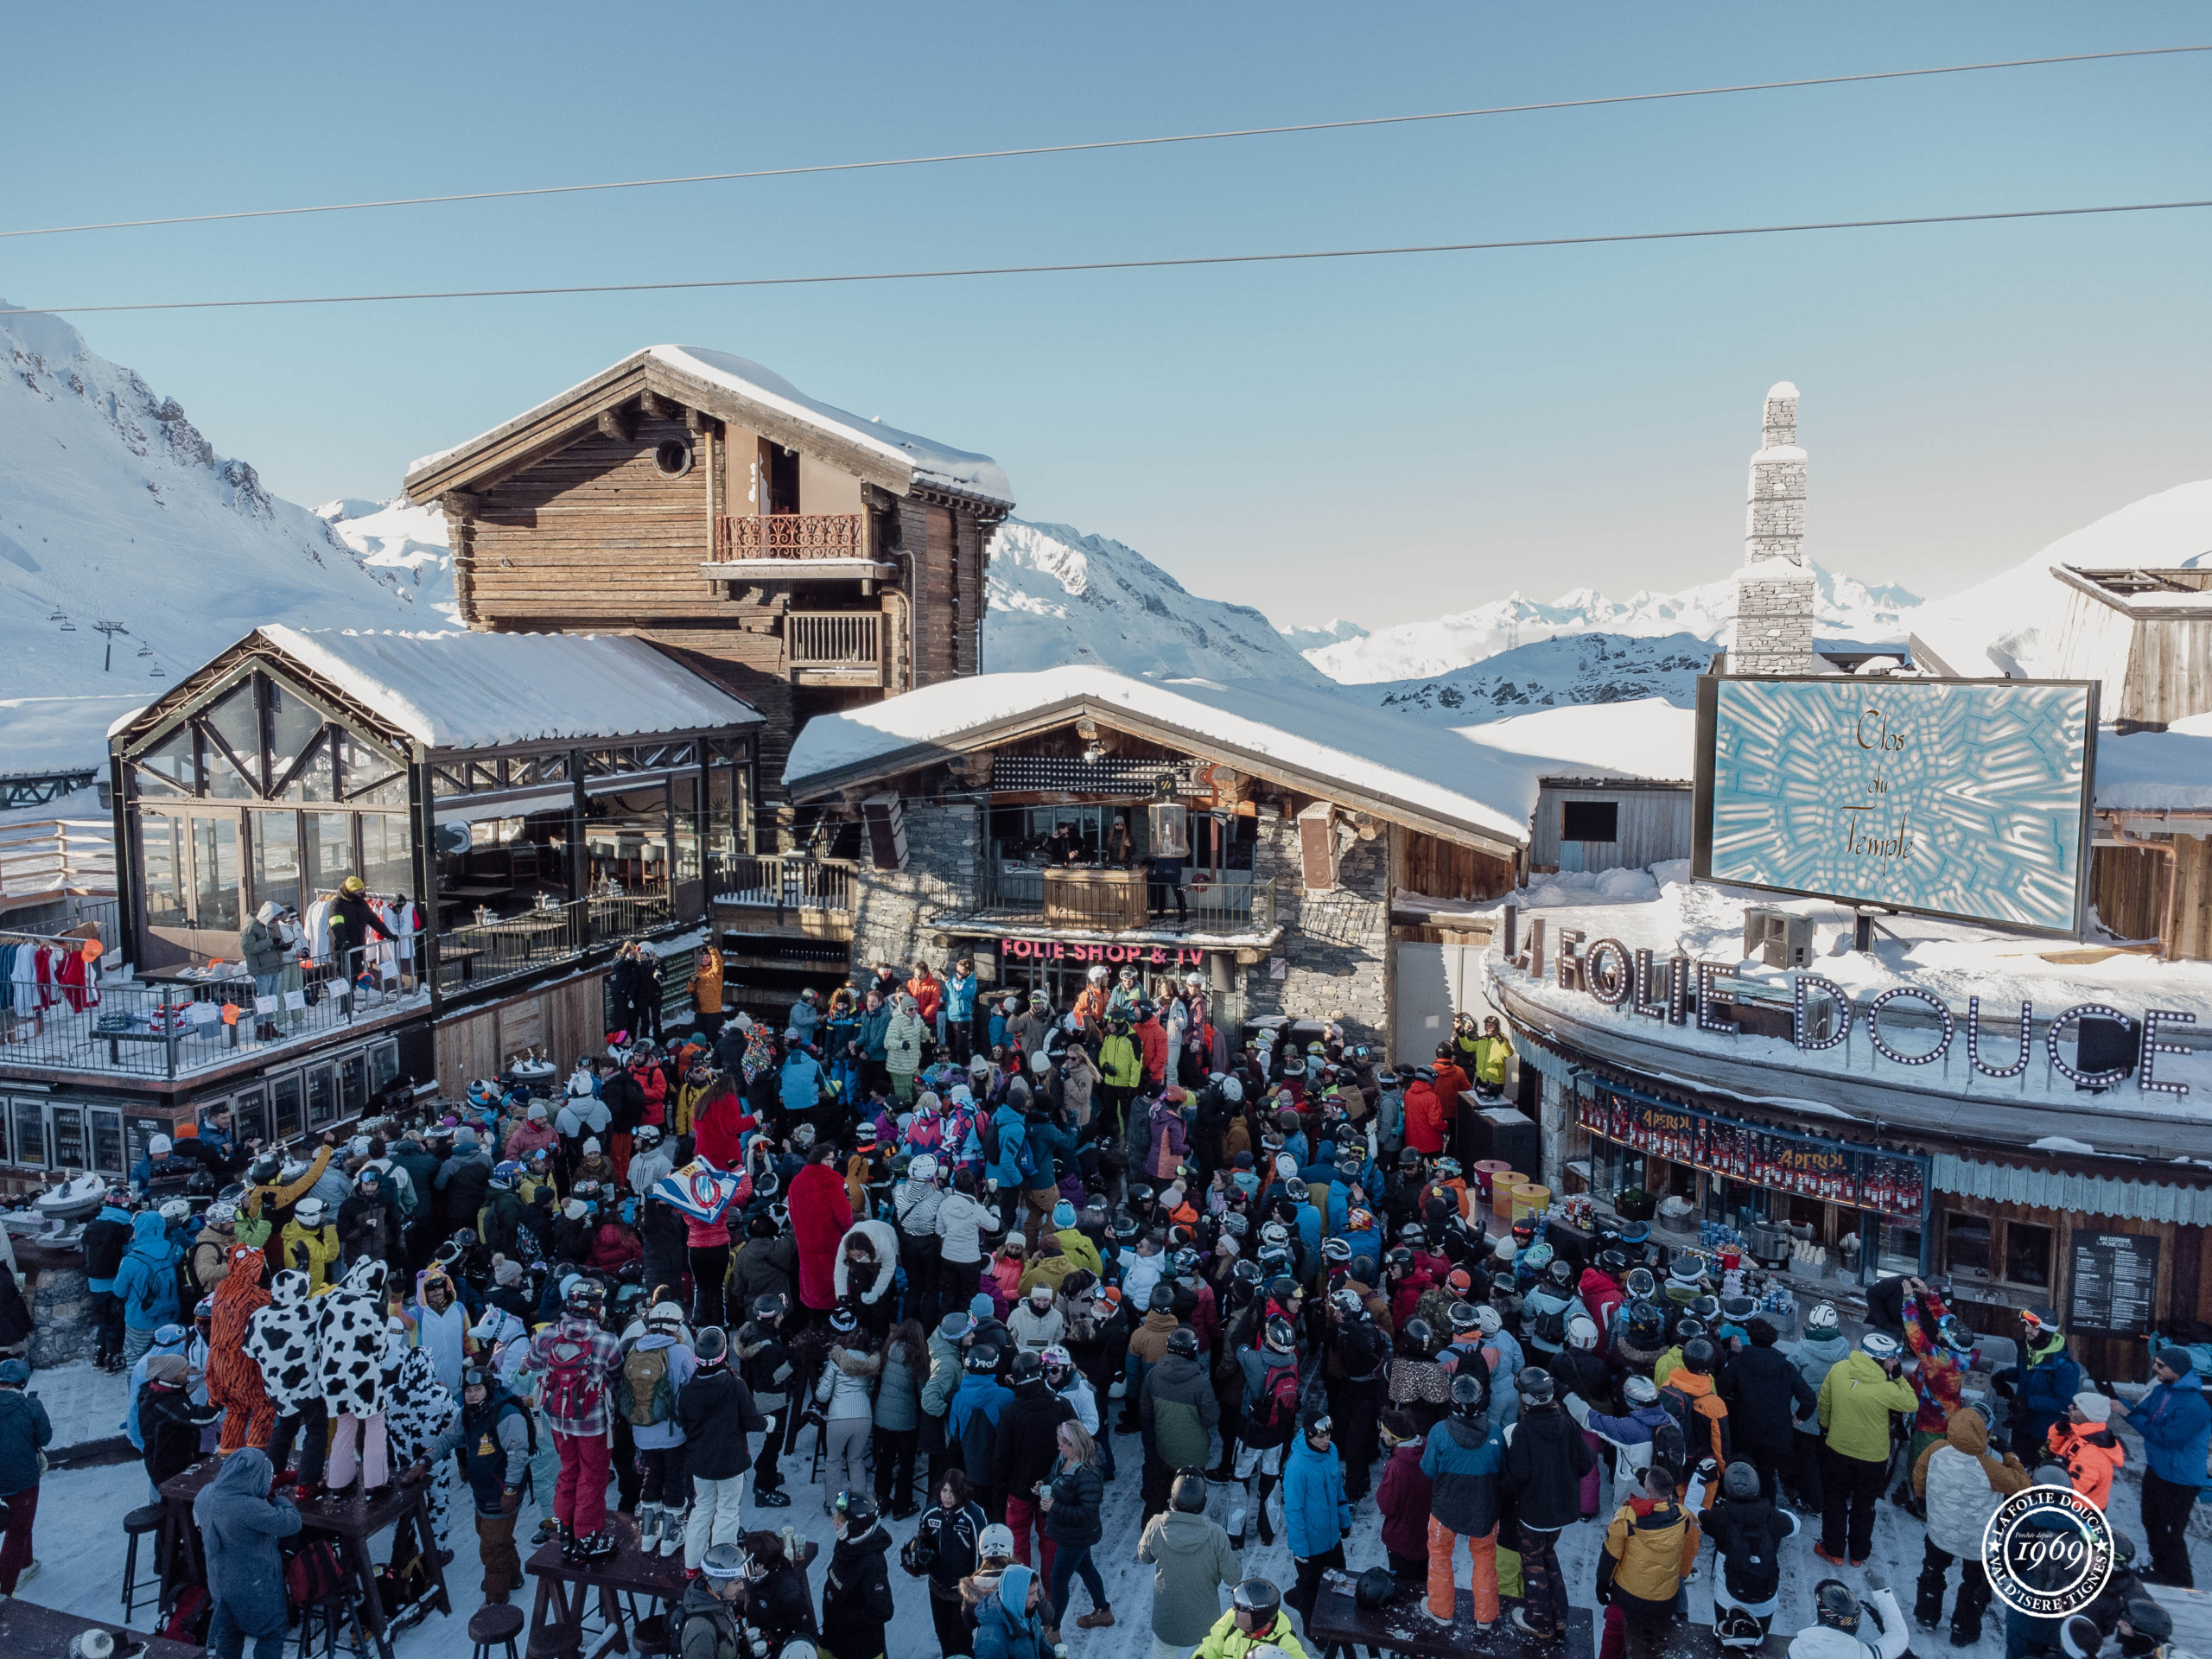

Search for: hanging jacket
xmin=677 ymin=1362 xmax=766 ymax=1481
xmin=1502 ymin=1400 xmax=1595 ymax=1530
xmin=113 ymin=1211 xmax=184 ymax=1332
xmin=1597 ymin=1491 xmax=1700 ymax=1608
xmin=1722 ymin=1338 xmax=1819 ymax=1451
xmin=1138 ymin=1509 xmax=1244 ymax=1646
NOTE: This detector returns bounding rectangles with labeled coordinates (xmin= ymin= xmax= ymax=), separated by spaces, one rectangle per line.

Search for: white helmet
xmin=1223 ymin=1077 xmax=1243 ymax=1103
xmin=159 ymin=1198 xmax=190 ymax=1222
xmin=207 ymin=1199 xmax=238 ymax=1225
xmin=1087 ymin=964 xmax=1109 ymax=983
xmin=1185 ymin=971 xmax=1203 ymax=988
xmin=1566 ymin=1315 xmax=1600 ymax=1351
xmin=148 ymin=1135 xmax=173 ymax=1155
xmin=294 ymin=1198 xmax=326 ymax=1227
xmin=910 ymin=1154 xmax=940 ymax=1184
xmin=976 ymin=1523 xmax=1015 ymax=1560
xmin=1474 ymin=1304 xmax=1502 ymax=1337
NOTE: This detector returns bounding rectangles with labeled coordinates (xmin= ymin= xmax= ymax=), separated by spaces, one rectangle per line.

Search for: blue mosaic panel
xmin=1708 ymin=677 xmax=2093 ymax=931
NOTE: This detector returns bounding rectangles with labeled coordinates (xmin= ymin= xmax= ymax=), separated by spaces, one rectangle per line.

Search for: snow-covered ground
xmin=15 ymin=1370 xmax=2196 ymax=1659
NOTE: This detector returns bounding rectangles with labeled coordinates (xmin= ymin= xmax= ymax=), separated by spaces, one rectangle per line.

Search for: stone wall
xmin=847 ymin=801 xmax=982 ymax=975
xmin=1244 ymin=812 xmax=1390 ymax=1053
xmin=1729 ymin=380 xmax=1815 ymax=676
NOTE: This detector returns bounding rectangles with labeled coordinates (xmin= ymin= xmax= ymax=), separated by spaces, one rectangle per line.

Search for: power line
xmin=4 ymin=44 xmax=2205 ymax=243
xmin=5 ymin=196 xmax=2203 ymax=318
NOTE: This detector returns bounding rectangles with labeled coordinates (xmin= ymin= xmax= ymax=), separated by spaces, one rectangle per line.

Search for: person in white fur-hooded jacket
xmin=835 ymin=1218 xmax=900 ymax=1336
xmin=1789 ymin=1574 xmax=1910 ymax=1659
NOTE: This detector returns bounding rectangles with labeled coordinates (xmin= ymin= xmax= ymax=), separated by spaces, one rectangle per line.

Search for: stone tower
xmin=1727 ymin=380 xmax=1816 ymax=675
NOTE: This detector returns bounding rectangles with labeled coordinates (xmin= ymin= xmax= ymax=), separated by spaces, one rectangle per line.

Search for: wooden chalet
xmin=401 ymin=346 xmax=1015 ymax=837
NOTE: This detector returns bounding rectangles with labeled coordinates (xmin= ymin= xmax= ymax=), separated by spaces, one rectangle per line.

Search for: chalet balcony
xmin=703 ymin=512 xmax=895 ymax=587
xmin=785 ymin=611 xmax=882 ymax=686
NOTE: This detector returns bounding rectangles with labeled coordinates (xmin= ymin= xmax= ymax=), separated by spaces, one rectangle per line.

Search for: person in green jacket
xmin=1195 ymin=1578 xmax=1311 ymax=1659
xmin=1815 ymin=1332 xmax=1916 ymax=1568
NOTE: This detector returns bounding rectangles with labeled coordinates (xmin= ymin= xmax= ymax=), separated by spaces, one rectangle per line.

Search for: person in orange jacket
xmin=1430 ymin=1043 xmax=1471 ymax=1110
xmin=906 ymin=961 xmax=944 ymax=1033
xmin=2047 ymin=1392 xmax=2125 ymax=1510
xmin=1403 ymin=1066 xmax=1448 ymax=1157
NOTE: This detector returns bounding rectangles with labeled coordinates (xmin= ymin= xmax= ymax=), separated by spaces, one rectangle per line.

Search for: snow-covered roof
xmin=1449 ymin=699 xmax=1697 ymax=784
xmin=406 ymin=346 xmax=1011 ymax=504
xmin=784 ymin=669 xmax=1698 ymax=849
xmin=2095 ymin=714 xmax=2212 ymax=812
xmin=257 ymin=626 xmax=762 ymax=751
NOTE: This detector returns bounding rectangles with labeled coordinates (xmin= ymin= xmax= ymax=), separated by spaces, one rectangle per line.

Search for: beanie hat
xmin=2073 ymin=1391 xmax=2113 ymax=1423
xmin=969 ymin=1294 xmax=995 ymax=1322
xmin=493 ymin=1256 xmax=523 ymax=1287
xmin=2156 ymin=1346 xmax=2196 ymax=1376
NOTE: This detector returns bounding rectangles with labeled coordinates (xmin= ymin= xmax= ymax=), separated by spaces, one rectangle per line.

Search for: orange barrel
xmin=1492 ymin=1172 xmax=1528 ymax=1219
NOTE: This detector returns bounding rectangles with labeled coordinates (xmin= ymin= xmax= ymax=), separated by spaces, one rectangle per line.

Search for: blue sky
xmin=4 ymin=3 xmax=2207 ymax=626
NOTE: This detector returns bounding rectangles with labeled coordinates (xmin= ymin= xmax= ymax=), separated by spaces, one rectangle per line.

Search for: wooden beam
xmin=685 ymin=406 xmax=709 ymax=435
xmin=442 ymin=489 xmax=481 ymax=523
xmin=639 ymin=390 xmax=678 ymax=422
xmin=597 ymin=405 xmax=637 ymax=444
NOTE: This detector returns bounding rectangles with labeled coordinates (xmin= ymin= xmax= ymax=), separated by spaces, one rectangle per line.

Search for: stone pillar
xmin=1727 ymin=381 xmax=1817 ymax=676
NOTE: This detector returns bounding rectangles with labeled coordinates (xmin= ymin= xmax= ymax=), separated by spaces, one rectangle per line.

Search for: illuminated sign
xmin=999 ymin=938 xmax=1205 ymax=967
xmin=1693 ymin=675 xmax=2097 ymax=933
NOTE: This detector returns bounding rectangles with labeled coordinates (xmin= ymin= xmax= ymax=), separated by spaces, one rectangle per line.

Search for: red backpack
xmin=541 ymin=1332 xmax=604 ymax=1424
xmin=1254 ymin=1358 xmax=1303 ymax=1431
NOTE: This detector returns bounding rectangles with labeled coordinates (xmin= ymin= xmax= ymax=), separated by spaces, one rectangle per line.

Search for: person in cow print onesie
xmin=246 ymin=1268 xmax=329 ymax=1491
xmin=379 ymin=1314 xmax=462 ymax=1559
xmin=319 ymin=1256 xmax=394 ymax=1496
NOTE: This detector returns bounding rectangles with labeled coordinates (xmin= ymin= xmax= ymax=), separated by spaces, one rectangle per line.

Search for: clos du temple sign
xmin=1693 ymin=675 xmax=2097 ymax=934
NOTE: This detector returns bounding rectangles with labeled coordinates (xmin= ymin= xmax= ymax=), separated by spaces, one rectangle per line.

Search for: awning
xmin=1930 ymin=1153 xmax=2212 ymax=1225
xmin=434 ymin=788 xmax=575 ymax=825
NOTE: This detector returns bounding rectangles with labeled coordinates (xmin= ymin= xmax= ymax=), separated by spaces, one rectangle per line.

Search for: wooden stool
xmin=295 ymin=1591 xmax=369 ymax=1659
xmin=528 ymin=1621 xmax=583 ymax=1659
xmin=470 ymin=1602 xmax=526 ymax=1659
xmin=632 ymin=1613 xmax=672 ymax=1657
xmin=120 ymin=1503 xmax=166 ymax=1622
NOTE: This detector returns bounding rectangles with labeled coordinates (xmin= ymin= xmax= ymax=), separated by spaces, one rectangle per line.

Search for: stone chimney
xmin=1727 ymin=380 xmax=1817 ymax=675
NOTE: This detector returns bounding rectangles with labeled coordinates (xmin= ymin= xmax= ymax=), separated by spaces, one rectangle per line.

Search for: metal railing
xmin=0 ymin=818 xmax=116 ymax=906
xmin=712 ymin=855 xmax=855 ymax=914
xmin=434 ymin=888 xmax=676 ymax=996
xmin=980 ymin=865 xmax=1278 ymax=933
xmin=3 ymin=945 xmax=417 ymax=1080
xmin=785 ymin=611 xmax=881 ymax=673
xmin=712 ymin=512 xmax=865 ymax=560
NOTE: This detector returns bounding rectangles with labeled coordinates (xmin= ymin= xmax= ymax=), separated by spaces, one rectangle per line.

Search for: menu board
xmin=2068 ymin=1232 xmax=2161 ymax=1337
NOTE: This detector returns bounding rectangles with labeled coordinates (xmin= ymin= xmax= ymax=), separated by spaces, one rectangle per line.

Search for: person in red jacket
xmin=1135 ymin=1005 xmax=1169 ymax=1088
xmin=906 ymin=963 xmax=944 ymax=1035
xmin=1375 ymin=1411 xmax=1434 ymax=1587
xmin=786 ymin=1140 xmax=854 ymax=1317
xmin=1430 ymin=1044 xmax=1471 ymax=1111
xmin=1579 ymin=1252 xmax=1627 ymax=1342
xmin=1403 ymin=1067 xmax=1447 ymax=1157
xmin=690 ymin=1081 xmax=753 ymax=1172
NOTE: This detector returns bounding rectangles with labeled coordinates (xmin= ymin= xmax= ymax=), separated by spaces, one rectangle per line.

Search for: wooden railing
xmin=713 ymin=512 xmax=865 ymax=560
xmin=786 ymin=612 xmax=881 ymax=672
xmin=0 ymin=818 xmax=117 ymax=906
xmin=713 ymin=855 xmax=855 ymax=914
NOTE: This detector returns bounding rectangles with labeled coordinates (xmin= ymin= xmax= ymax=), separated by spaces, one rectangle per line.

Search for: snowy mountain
xmin=1275 ymin=618 xmax=1369 ymax=654
xmin=0 ymin=304 xmax=445 ymax=773
xmin=983 ymin=518 xmax=1333 ymax=685
xmin=1357 ymin=631 xmax=1715 ymax=722
xmin=1302 ymin=563 xmax=1921 ymax=684
xmin=315 ymin=496 xmax=459 ymax=624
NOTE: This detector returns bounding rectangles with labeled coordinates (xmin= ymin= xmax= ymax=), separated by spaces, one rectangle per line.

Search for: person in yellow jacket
xmin=1815 ymin=1331 xmax=1917 ymax=1567
xmin=686 ymin=944 xmax=725 ymax=1040
xmin=1196 ymin=1578 xmax=1311 ymax=1659
xmin=1470 ymin=1018 xmax=1512 ymax=1100
xmin=278 ymin=1197 xmax=341 ymax=1294
xmin=1597 ymin=1464 xmax=1700 ymax=1655
xmin=1098 ymin=1018 xmax=1142 ymax=1137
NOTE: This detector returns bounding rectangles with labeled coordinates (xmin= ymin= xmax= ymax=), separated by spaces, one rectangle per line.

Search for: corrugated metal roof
xmin=1930 ymin=1153 xmax=2212 ymax=1225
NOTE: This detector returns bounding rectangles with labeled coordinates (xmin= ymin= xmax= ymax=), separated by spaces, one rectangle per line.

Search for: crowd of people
xmin=2 ymin=952 xmax=2204 ymax=1659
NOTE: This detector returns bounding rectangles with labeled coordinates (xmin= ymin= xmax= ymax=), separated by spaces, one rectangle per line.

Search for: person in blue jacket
xmin=944 ymin=959 xmax=979 ymax=1064
xmin=973 ymin=1560 xmax=1053 ymax=1659
xmin=985 ymin=1100 xmax=1031 ymax=1198
xmin=2112 ymin=1346 xmax=2212 ymax=1587
xmin=122 ymin=1324 xmax=189 ymax=1449
xmin=81 ymin=1192 xmax=136 ymax=1373
xmin=1999 ymin=1306 xmax=2082 ymax=1460
xmin=112 ymin=1210 xmax=185 ymax=1366
xmin=1281 ymin=1407 xmax=1349 ymax=1628
xmin=779 ymin=1044 xmax=825 ymax=1116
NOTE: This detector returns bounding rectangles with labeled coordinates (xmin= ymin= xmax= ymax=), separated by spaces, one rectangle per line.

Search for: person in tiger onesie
xmin=207 ymin=1244 xmax=276 ymax=1453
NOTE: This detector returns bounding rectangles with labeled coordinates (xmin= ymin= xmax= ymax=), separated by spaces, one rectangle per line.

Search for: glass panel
xmin=1945 ymin=1211 xmax=1992 ymax=1278
xmin=90 ymin=1109 xmax=124 ymax=1175
xmin=50 ymin=1107 xmax=85 ymax=1171
xmin=369 ymin=1040 xmax=399 ymax=1093
xmin=276 ymin=733 xmax=334 ymax=803
xmin=228 ymin=1090 xmax=270 ymax=1150
xmin=2004 ymin=1222 xmax=2054 ymax=1287
xmin=203 ymin=728 xmax=254 ymax=799
xmin=254 ymin=810 xmax=302 ymax=916
xmin=139 ymin=726 xmax=198 ymax=795
xmin=1872 ymin=1215 xmax=1923 ymax=1280
xmin=0 ymin=1105 xmax=10 ymax=1165
xmin=206 ymin=684 xmax=262 ymax=793
xmin=306 ymin=812 xmax=356 ymax=899
xmin=336 ymin=728 xmax=408 ymax=804
xmin=338 ymin=1053 xmax=367 ymax=1122
xmin=192 ymin=817 xmax=241 ymax=931
xmin=143 ymin=814 xmax=188 ymax=928
xmin=361 ymin=814 xmax=412 ymax=899
xmin=273 ymin=1074 xmax=304 ymax=1141
xmin=268 ymin=679 xmax=321 ymax=779
xmin=306 ymin=1065 xmax=337 ymax=1128
xmin=10 ymin=1103 xmax=45 ymax=1169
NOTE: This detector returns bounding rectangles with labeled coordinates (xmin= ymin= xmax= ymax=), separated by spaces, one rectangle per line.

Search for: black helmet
xmin=751 ymin=1292 xmax=787 ymax=1322
xmin=1008 ymin=1351 xmax=1045 ymax=1394
xmin=1384 ymin=1246 xmax=1414 ymax=1274
xmin=1354 ymin=1567 xmax=1395 ymax=1611
xmin=1814 ymin=1581 xmax=1861 ymax=1634
xmin=2113 ymin=1531 xmax=2138 ymax=1567
xmin=1672 ymin=1316 xmax=1706 ymax=1347
xmin=1402 ymin=1317 xmax=1439 ymax=1357
xmin=1626 ymin=1300 xmax=1664 ymax=1345
xmin=832 ymin=1490 xmax=880 ymax=1531
xmin=1716 ymin=1607 xmax=1766 ymax=1650
xmin=1232 ymin=1580 xmax=1283 ymax=1627
xmin=1689 ymin=1294 xmax=1722 ymax=1324
xmin=1449 ymin=1371 xmax=1487 ymax=1420
xmin=2123 ymin=1599 xmax=2175 ymax=1641
xmin=1231 ymin=1259 xmax=1262 ymax=1287
xmin=964 ymin=1344 xmax=1001 ymax=1374
xmin=1722 ymin=1460 xmax=1760 ymax=1502
xmin=1171 ymin=1471 xmax=1209 ymax=1513
xmin=1447 ymin=1300 xmax=1481 ymax=1335
xmin=1545 ymin=1258 xmax=1574 ymax=1289
xmin=1147 ymin=1284 xmax=1176 ymax=1314
xmin=1597 ymin=1248 xmax=1629 ymax=1275
xmin=1266 ymin=1275 xmax=1300 ymax=1306
xmin=564 ymin=1279 xmax=606 ymax=1317
xmin=1166 ymin=1325 xmax=1199 ymax=1359
xmin=1517 ymin=1366 xmax=1555 ymax=1406
xmin=1111 ymin=1211 xmax=1141 ymax=1244
xmin=1681 ymin=1337 xmax=1717 ymax=1376
xmin=1263 ymin=1315 xmax=1296 ymax=1353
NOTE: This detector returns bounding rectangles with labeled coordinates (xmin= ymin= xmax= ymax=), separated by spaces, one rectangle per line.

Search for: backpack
xmin=1719 ymin=1507 xmax=1785 ymax=1605
xmin=671 ymin=1595 xmax=743 ymax=1659
xmin=1652 ymin=1384 xmax=1696 ymax=1478
xmin=1011 ymin=1125 xmax=1043 ymax=1188
xmin=540 ymin=1332 xmax=605 ymax=1425
xmin=617 ymin=1342 xmax=673 ymax=1427
xmin=1254 ymin=1358 xmax=1303 ymax=1431
xmin=163 ymin=1584 xmax=213 ymax=1643
xmin=1531 ymin=1300 xmax=1570 ymax=1351
xmin=284 ymin=1538 xmax=346 ymax=1608
xmin=980 ymin=1115 xmax=1002 ymax=1166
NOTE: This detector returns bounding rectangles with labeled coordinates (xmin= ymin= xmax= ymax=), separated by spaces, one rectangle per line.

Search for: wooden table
xmin=1041 ymin=865 xmax=1148 ymax=929
xmin=1305 ymin=1569 xmax=1594 ymax=1659
xmin=159 ymin=1459 xmax=451 ymax=1659
xmin=524 ymin=1510 xmax=690 ymax=1658
xmin=0 ymin=1597 xmax=202 ymax=1659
